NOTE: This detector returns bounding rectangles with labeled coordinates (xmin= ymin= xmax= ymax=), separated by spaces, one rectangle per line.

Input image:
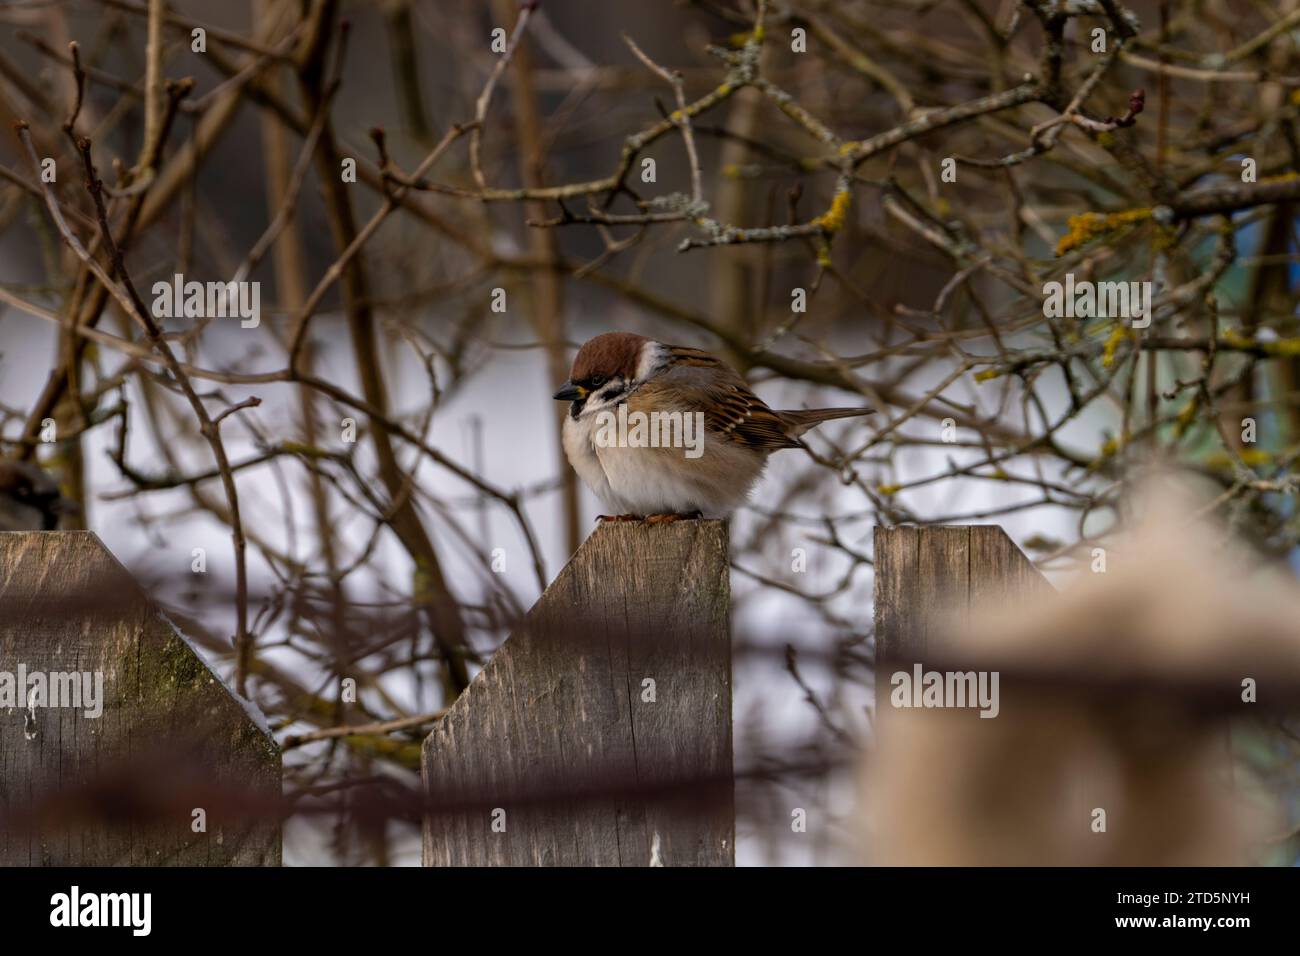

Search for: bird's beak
xmin=552 ymin=381 xmax=586 ymax=402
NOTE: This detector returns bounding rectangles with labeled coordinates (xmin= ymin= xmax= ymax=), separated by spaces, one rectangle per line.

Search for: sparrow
xmin=0 ymin=459 xmax=78 ymax=531
xmin=554 ymin=332 xmax=874 ymax=520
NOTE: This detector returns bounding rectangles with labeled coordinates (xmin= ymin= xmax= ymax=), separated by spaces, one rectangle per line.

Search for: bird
xmin=554 ymin=331 xmax=874 ymax=520
xmin=0 ymin=459 xmax=77 ymax=531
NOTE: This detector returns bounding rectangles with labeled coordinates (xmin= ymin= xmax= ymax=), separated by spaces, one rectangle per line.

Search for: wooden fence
xmin=874 ymin=524 xmax=1051 ymax=667
xmin=422 ymin=519 xmax=733 ymax=866
xmin=867 ymin=523 xmax=1293 ymax=866
xmin=0 ymin=520 xmax=735 ymax=866
xmin=3 ymin=522 xmax=1052 ymax=866
xmin=0 ymin=532 xmax=280 ymax=865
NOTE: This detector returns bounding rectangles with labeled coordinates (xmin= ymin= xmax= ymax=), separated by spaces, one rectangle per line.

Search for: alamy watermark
xmin=889 ymin=663 xmax=1000 ymax=718
xmin=1043 ymin=273 xmax=1152 ymax=328
xmin=50 ymin=886 xmax=151 ymax=936
xmin=594 ymin=404 xmax=706 ymax=459
xmin=0 ymin=664 xmax=104 ymax=719
xmin=151 ymin=273 xmax=261 ymax=328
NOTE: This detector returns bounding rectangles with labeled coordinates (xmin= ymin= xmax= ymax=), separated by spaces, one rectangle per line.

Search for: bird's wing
xmin=629 ymin=348 xmax=802 ymax=452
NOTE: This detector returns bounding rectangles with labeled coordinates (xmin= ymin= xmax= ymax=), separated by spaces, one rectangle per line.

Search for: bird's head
xmin=553 ymin=332 xmax=664 ymax=419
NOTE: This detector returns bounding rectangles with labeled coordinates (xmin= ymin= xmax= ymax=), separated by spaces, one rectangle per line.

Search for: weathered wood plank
xmin=422 ymin=519 xmax=733 ymax=866
xmin=915 ymin=525 xmax=972 ymax=654
xmin=872 ymin=525 xmax=918 ymax=666
xmin=875 ymin=524 xmax=1050 ymax=664
xmin=968 ymin=525 xmax=1053 ymax=610
xmin=872 ymin=524 xmax=1061 ymax=865
xmin=874 ymin=525 xmax=974 ymax=718
xmin=0 ymin=532 xmax=281 ymax=865
xmin=870 ymin=523 xmax=1269 ymax=865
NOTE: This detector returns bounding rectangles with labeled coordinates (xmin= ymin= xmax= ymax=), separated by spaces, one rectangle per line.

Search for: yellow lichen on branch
xmin=813 ymin=189 xmax=852 ymax=233
xmin=1101 ymin=324 xmax=1132 ymax=369
xmin=1173 ymin=397 xmax=1199 ymax=438
xmin=1223 ymin=328 xmax=1300 ymax=356
xmin=1055 ymin=208 xmax=1152 ymax=257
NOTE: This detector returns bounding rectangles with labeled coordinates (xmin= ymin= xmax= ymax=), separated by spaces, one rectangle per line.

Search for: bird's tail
xmin=778 ymin=406 xmax=875 ymax=437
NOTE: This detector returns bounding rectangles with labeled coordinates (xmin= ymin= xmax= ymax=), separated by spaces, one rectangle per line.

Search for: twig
xmin=281 ymin=710 xmax=448 ymax=749
xmin=469 ymin=0 xmax=538 ymax=190
xmin=622 ymin=32 xmax=702 ymax=203
xmin=16 ymin=122 xmax=255 ymax=697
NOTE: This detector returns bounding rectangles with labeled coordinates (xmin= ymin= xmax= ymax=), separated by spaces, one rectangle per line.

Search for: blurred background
xmin=1 ymin=0 xmax=1299 ymax=865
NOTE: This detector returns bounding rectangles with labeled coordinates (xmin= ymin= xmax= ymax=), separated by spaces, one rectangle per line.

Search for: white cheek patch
xmin=578 ymin=379 xmax=630 ymax=418
xmin=634 ymin=342 xmax=670 ymax=383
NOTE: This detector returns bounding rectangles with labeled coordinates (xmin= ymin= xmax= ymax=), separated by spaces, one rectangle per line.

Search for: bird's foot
xmin=597 ymin=513 xmax=641 ymax=522
xmin=643 ymin=511 xmax=703 ymax=525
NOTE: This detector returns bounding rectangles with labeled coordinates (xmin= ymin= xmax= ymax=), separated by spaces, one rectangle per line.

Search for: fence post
xmin=422 ymin=519 xmax=734 ymax=866
xmin=0 ymin=532 xmax=281 ymax=865
xmin=874 ymin=524 xmax=1052 ymax=670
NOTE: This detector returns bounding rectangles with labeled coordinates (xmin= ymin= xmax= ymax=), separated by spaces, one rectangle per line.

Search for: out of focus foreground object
xmin=0 ymin=532 xmax=281 ymax=865
xmin=422 ymin=519 xmax=734 ymax=865
xmin=0 ymin=460 xmax=76 ymax=531
xmin=870 ymin=478 xmax=1300 ymax=865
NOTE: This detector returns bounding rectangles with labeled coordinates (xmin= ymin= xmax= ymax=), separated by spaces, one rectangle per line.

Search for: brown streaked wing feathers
xmin=629 ymin=347 xmax=802 ymax=451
